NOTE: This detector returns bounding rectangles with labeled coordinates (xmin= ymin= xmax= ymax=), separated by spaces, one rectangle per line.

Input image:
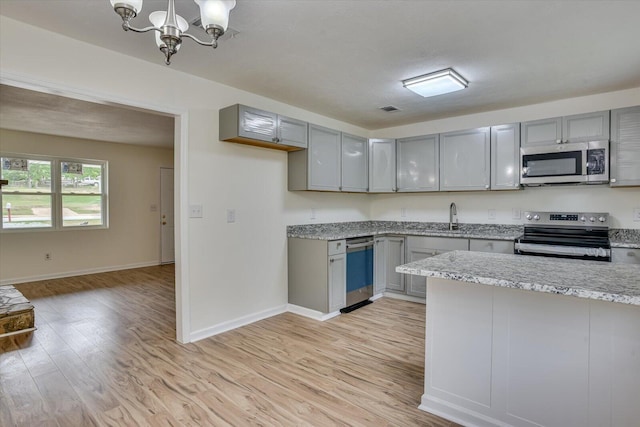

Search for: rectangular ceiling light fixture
xmin=403 ymin=68 xmax=468 ymax=98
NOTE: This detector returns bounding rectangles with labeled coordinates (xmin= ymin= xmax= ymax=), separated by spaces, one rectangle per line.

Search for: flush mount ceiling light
xmin=110 ymin=0 xmax=236 ymax=65
xmin=402 ymin=68 xmax=468 ymax=98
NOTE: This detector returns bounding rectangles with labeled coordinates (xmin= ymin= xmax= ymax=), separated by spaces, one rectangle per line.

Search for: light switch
xmin=311 ymin=208 xmax=316 ymax=220
xmin=512 ymin=208 xmax=521 ymax=220
xmin=189 ymin=204 xmax=203 ymax=218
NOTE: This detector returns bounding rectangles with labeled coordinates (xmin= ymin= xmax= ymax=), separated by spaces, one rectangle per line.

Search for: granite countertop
xmin=287 ymin=221 xmax=640 ymax=248
xmin=396 ymin=251 xmax=640 ymax=306
xmin=287 ymin=221 xmax=523 ymax=241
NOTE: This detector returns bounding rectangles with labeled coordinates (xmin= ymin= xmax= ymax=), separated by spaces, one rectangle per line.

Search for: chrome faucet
xmin=449 ymin=202 xmax=459 ymax=231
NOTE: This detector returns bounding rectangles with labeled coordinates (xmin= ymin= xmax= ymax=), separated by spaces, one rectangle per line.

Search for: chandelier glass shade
xmin=110 ymin=0 xmax=236 ymax=65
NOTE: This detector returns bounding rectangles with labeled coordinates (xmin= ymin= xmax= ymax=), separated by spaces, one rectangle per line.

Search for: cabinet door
xmin=238 ymin=105 xmax=278 ymax=143
xmin=521 ymin=117 xmax=562 ymax=146
xmin=440 ymin=128 xmax=491 ymax=191
xmin=610 ymin=106 xmax=640 ymax=187
xmin=373 ymin=238 xmax=387 ymax=294
xmin=469 ymin=239 xmax=515 ymax=254
xmin=341 ymin=133 xmax=368 ymax=192
xmin=328 ymin=253 xmax=347 ymax=312
xmin=397 ymin=134 xmax=440 ymax=192
xmin=278 ymin=115 xmax=308 ymax=149
xmin=385 ymin=237 xmax=405 ymax=292
xmin=308 ymin=124 xmax=341 ymax=191
xmin=406 ymin=247 xmax=438 ymax=298
xmin=369 ymin=139 xmax=396 ymax=192
xmin=491 ymin=124 xmax=521 ymax=190
xmin=563 ymin=111 xmax=609 ymax=143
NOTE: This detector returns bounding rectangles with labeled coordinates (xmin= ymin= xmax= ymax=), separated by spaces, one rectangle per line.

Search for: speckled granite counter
xmin=610 ymin=228 xmax=640 ymax=248
xmin=287 ymin=221 xmax=640 ymax=248
xmin=287 ymin=221 xmax=523 ymax=241
xmin=397 ymin=250 xmax=640 ymax=306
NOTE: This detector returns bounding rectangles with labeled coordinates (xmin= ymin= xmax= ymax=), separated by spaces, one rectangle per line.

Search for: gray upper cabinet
xmin=397 ymin=134 xmax=439 ymax=192
xmin=369 ymin=139 xmax=397 ymax=192
xmin=308 ymin=125 xmax=341 ymax=191
xmin=521 ymin=111 xmax=609 ymax=146
xmin=490 ymin=123 xmax=521 ymax=190
xmin=341 ymin=133 xmax=368 ymax=192
xmin=562 ymin=111 xmax=609 ymax=142
xmin=288 ymin=124 xmax=341 ymax=191
xmin=440 ymin=127 xmax=491 ymax=191
xmin=520 ymin=117 xmax=562 ymax=146
xmin=610 ymin=106 xmax=640 ymax=187
xmin=220 ymin=104 xmax=308 ymax=151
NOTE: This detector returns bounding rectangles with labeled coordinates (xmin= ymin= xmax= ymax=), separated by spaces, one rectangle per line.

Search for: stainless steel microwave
xmin=520 ymin=140 xmax=609 ymax=185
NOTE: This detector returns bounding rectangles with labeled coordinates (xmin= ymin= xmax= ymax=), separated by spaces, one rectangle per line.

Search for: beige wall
xmin=0 ymin=129 xmax=174 ymax=283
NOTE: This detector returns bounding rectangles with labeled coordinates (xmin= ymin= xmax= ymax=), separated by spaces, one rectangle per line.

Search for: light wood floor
xmin=1 ymin=266 xmax=457 ymax=426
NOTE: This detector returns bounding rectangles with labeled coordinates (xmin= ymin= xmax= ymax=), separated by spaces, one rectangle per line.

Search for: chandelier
xmin=110 ymin=0 xmax=236 ymax=65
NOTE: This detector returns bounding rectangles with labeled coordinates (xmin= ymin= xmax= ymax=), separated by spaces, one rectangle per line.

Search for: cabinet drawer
xmin=469 ymin=239 xmax=514 ymax=254
xmin=328 ymin=239 xmax=346 ymax=256
xmin=407 ymin=236 xmax=469 ymax=251
xmin=611 ymin=248 xmax=640 ymax=264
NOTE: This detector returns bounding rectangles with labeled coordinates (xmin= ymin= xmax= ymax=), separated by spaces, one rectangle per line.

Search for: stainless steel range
xmin=514 ymin=211 xmax=611 ymax=262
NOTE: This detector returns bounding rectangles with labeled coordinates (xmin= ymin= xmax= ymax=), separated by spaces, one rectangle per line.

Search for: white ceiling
xmin=0 ymin=85 xmax=175 ymax=147
xmin=1 ymin=0 xmax=640 ymax=134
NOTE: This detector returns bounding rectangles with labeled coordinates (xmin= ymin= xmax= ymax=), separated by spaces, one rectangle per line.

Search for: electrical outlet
xmin=488 ymin=209 xmax=497 ymax=220
xmin=310 ymin=208 xmax=316 ymax=220
xmin=634 ymin=208 xmax=640 ymax=222
xmin=401 ymin=208 xmax=407 ymax=218
xmin=45 ymin=253 xmax=52 ymax=261
xmin=226 ymin=209 xmax=236 ymax=223
xmin=189 ymin=204 xmax=203 ymax=218
xmin=512 ymin=208 xmax=521 ymax=220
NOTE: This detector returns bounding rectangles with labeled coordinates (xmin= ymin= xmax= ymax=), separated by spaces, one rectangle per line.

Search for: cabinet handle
xmin=556 ymin=139 xmax=562 ymax=144
xmin=485 ymin=185 xmax=490 ymax=189
xmin=330 ymin=259 xmax=334 ymax=263
xmin=611 ymin=178 xmax=617 ymax=183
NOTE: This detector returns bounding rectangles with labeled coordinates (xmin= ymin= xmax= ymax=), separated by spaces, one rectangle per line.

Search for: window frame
xmin=1 ymin=152 xmax=109 ymax=233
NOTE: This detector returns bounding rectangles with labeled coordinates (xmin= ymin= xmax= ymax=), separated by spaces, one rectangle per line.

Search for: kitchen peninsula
xmin=397 ymin=251 xmax=640 ymax=427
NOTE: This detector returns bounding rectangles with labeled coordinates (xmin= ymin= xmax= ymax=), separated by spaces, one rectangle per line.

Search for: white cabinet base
xmin=421 ymin=278 xmax=640 ymax=427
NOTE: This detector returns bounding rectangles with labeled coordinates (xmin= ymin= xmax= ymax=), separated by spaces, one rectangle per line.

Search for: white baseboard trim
xmin=189 ymin=304 xmax=288 ymax=343
xmin=419 ymin=394 xmax=506 ymax=427
xmin=383 ymin=292 xmax=426 ymax=304
xmin=371 ymin=293 xmax=384 ymax=301
xmin=0 ymin=261 xmax=161 ymax=286
xmin=287 ymin=304 xmax=341 ymax=321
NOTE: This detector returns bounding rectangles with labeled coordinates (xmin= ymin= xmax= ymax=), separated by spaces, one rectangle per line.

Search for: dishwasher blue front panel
xmin=346 ymin=247 xmax=374 ymax=292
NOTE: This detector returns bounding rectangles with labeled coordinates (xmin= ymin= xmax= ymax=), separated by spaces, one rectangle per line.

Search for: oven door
xmin=521 ymin=142 xmax=587 ymax=185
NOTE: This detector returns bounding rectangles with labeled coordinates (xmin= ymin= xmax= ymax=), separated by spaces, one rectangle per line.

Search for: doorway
xmin=160 ymin=167 xmax=175 ymax=264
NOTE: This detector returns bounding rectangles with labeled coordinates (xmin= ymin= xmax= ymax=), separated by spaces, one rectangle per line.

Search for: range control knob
xmin=580 ymin=216 xmax=586 ymax=222
xmin=598 ymin=216 xmax=606 ymax=223
xmin=533 ymin=214 xmax=540 ymax=221
xmin=526 ymin=214 xmax=533 ymax=220
xmin=589 ymin=216 xmax=596 ymax=222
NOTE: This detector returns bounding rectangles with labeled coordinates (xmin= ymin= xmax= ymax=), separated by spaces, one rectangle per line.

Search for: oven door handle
xmin=515 ymin=242 xmax=610 ymax=258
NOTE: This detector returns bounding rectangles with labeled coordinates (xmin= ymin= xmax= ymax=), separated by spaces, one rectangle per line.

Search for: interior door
xmin=160 ymin=167 xmax=175 ymax=264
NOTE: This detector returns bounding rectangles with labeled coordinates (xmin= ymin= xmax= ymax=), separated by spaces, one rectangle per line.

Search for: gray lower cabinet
xmin=288 ymin=238 xmax=346 ymax=313
xmin=373 ymin=236 xmax=406 ymax=294
xmin=396 ymin=134 xmax=439 ymax=192
xmin=469 ymin=239 xmax=515 ymax=254
xmin=612 ymin=248 xmax=640 ymax=264
xmin=369 ymin=139 xmax=397 ymax=192
xmin=490 ymin=123 xmax=521 ymax=190
xmin=341 ymin=133 xmax=368 ymax=192
xmin=610 ymin=105 xmax=640 ymax=187
xmin=440 ymin=128 xmax=491 ymax=191
xmin=219 ymin=104 xmax=308 ymax=151
xmin=405 ymin=236 xmax=469 ymax=298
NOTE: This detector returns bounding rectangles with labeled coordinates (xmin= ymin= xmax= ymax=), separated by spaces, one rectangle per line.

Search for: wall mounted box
xmin=219 ymin=104 xmax=308 ymax=151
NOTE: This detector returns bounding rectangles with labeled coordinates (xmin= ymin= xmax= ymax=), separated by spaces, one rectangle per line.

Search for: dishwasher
xmin=342 ymin=237 xmax=374 ymax=312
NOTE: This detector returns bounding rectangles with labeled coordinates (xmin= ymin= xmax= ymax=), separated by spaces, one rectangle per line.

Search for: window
xmin=1 ymin=155 xmax=107 ymax=231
